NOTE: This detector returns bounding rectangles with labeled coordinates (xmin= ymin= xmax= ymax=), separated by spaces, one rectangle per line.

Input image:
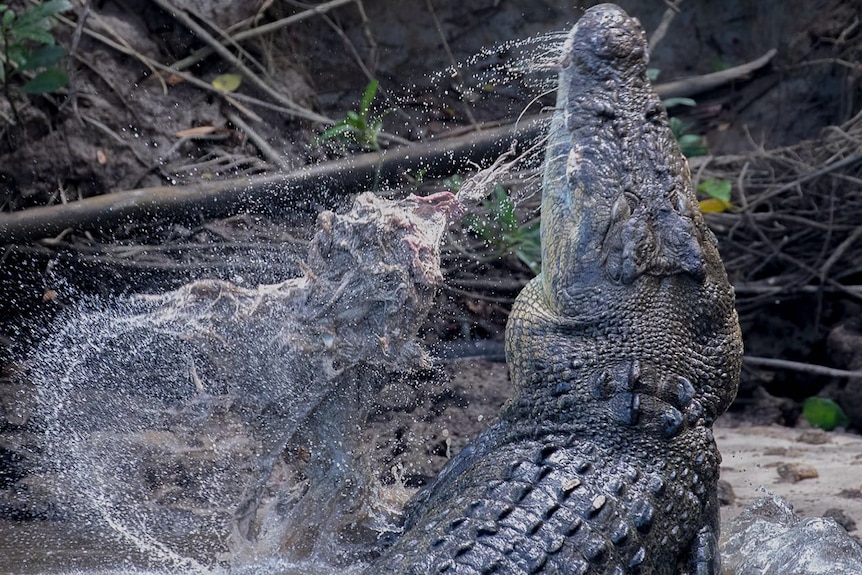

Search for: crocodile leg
xmin=688 ymin=524 xmax=720 ymax=575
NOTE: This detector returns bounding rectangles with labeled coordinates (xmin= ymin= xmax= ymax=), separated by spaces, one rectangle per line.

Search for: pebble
xmin=776 ymin=462 xmax=819 ymax=483
xmin=796 ymin=429 xmax=831 ymax=445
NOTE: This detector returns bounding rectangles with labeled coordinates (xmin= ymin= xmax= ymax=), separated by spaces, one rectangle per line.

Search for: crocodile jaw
xmin=509 ymin=4 xmax=742 ymax=428
xmin=541 ymin=4 xmax=711 ymax=315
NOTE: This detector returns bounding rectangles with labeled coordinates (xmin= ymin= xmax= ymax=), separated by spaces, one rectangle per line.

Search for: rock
xmin=718 ymin=479 xmax=736 ymax=506
xmin=748 ymin=386 xmax=799 ymax=426
xmin=796 ymin=428 xmax=831 ymax=445
xmin=776 ymin=462 xmax=819 ymax=483
xmin=720 ymin=494 xmax=862 ymax=575
xmin=826 ymin=320 xmax=862 ymax=429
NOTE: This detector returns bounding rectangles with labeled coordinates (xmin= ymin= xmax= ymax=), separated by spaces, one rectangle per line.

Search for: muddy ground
xmin=1 ymin=0 xmax=862 ymax=562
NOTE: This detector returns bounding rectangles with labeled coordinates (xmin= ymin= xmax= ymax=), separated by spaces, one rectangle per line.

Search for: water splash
xmin=14 ymin=23 xmax=570 ymax=573
xmin=33 ymin=295 xmax=251 ymax=571
xmin=429 ymin=30 xmax=568 ymax=118
xmin=26 ymin=192 xmax=462 ymax=573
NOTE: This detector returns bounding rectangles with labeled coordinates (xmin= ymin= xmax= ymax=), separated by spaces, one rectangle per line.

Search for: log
xmin=0 ymin=117 xmax=546 ymax=244
xmin=654 ymin=49 xmax=777 ymax=99
xmin=0 ymin=48 xmax=777 ymax=244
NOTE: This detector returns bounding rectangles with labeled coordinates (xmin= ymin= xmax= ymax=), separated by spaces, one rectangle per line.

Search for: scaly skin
xmin=372 ymin=4 xmax=742 ymax=574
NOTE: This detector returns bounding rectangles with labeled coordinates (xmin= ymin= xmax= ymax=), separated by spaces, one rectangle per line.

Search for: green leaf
xmin=12 ymin=0 xmax=70 ymax=45
xmin=359 ymin=79 xmax=378 ymax=116
xmin=316 ymin=122 xmax=353 ymax=145
xmin=14 ymin=0 xmax=70 ymax=29
xmin=442 ymin=175 xmax=463 ymax=192
xmin=677 ymin=134 xmax=708 ymax=157
xmin=697 ymin=178 xmax=732 ymax=203
xmin=19 ymin=44 xmax=65 ymax=71
xmin=2 ymin=8 xmax=15 ymax=28
xmin=646 ymin=68 xmax=660 ymax=81
xmin=12 ymin=24 xmax=54 ymax=45
xmin=802 ymin=397 xmax=850 ymax=431
xmin=364 ymin=118 xmax=382 ymax=149
xmin=6 ymin=43 xmax=28 ymax=68
xmin=662 ymin=97 xmax=696 ymax=109
xmin=21 ymin=66 xmax=66 ymax=93
xmin=492 ymin=186 xmax=517 ymax=232
xmin=211 ymin=72 xmax=242 ymax=92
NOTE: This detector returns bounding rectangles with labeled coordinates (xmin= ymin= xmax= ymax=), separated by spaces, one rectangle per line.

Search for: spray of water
xmin=27 ymin=190 xmax=473 ymax=573
xmin=21 ymin=28 xmax=567 ymax=574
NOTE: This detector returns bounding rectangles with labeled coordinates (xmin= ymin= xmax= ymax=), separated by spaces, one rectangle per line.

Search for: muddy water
xmin=0 ymin=520 xmax=151 ymax=574
xmin=0 ymin=519 xmax=360 ymax=574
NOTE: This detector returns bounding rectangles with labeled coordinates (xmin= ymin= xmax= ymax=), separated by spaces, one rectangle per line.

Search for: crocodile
xmin=371 ymin=4 xmax=743 ymax=574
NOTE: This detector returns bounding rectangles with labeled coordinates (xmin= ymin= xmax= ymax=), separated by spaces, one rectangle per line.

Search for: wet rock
xmin=748 ymin=386 xmax=799 ymax=426
xmin=720 ymin=494 xmax=862 ymax=575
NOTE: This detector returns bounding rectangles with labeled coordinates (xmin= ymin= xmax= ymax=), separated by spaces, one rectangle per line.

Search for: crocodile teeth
xmin=660 ymin=407 xmax=685 ymax=438
xmin=629 ymin=393 xmax=641 ymax=425
xmin=611 ymin=194 xmax=631 ymax=222
xmin=628 ymin=358 xmax=641 ymax=388
xmin=677 ymin=375 xmax=696 ymax=405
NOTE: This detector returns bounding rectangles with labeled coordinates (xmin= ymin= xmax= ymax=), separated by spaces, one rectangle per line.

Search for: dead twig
xmin=169 ymin=0 xmax=356 ymax=72
xmin=55 ymin=13 xmax=325 ymax=127
xmin=0 ymin=116 xmax=547 ymax=243
xmin=425 ymin=0 xmax=480 ymax=130
xmin=225 ymin=111 xmax=292 ymax=171
xmin=62 ymin=0 xmax=91 ymax=125
xmin=150 ymin=0 xmax=325 ymax=123
xmin=743 ymin=151 xmax=862 ymax=211
xmin=744 ymin=356 xmax=862 ymax=379
xmin=67 ymin=8 xmax=169 ymax=94
xmin=648 ymin=0 xmax=686 ymax=54
xmin=654 ymin=49 xmax=777 ymax=99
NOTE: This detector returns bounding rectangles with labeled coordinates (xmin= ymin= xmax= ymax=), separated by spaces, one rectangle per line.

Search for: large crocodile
xmin=372 ymin=4 xmax=743 ymax=574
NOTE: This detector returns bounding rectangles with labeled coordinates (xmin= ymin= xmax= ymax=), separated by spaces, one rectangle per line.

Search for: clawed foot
xmin=590 ymin=359 xmax=705 ymax=437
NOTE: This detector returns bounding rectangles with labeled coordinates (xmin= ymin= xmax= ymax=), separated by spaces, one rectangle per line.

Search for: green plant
xmin=802 ymin=397 xmax=850 ymax=431
xmin=462 ymin=183 xmax=541 ymax=275
xmin=649 ymin=70 xmax=708 ymax=159
xmin=697 ymin=178 xmax=733 ymax=213
xmin=0 ymin=0 xmax=70 ymax=121
xmin=317 ymin=79 xmax=389 ymax=151
xmin=658 ymin=94 xmax=734 ymax=213
xmin=670 ymin=116 xmax=709 ymax=158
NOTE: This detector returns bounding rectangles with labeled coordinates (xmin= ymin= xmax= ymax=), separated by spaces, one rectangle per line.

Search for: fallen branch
xmin=0 ymin=117 xmax=547 ymax=243
xmin=654 ymin=49 xmax=777 ymax=99
xmin=170 ymin=0 xmax=357 ymax=72
xmin=744 ymin=356 xmax=862 ymax=379
xmin=648 ymin=0 xmax=686 ymax=54
xmin=0 ymin=45 xmax=784 ymax=245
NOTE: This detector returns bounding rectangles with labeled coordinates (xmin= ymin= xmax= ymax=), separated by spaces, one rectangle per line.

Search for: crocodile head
xmin=506 ymin=4 xmax=742 ymax=435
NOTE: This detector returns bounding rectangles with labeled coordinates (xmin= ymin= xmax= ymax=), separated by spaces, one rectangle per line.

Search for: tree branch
xmin=0 ymin=117 xmax=546 ymax=243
